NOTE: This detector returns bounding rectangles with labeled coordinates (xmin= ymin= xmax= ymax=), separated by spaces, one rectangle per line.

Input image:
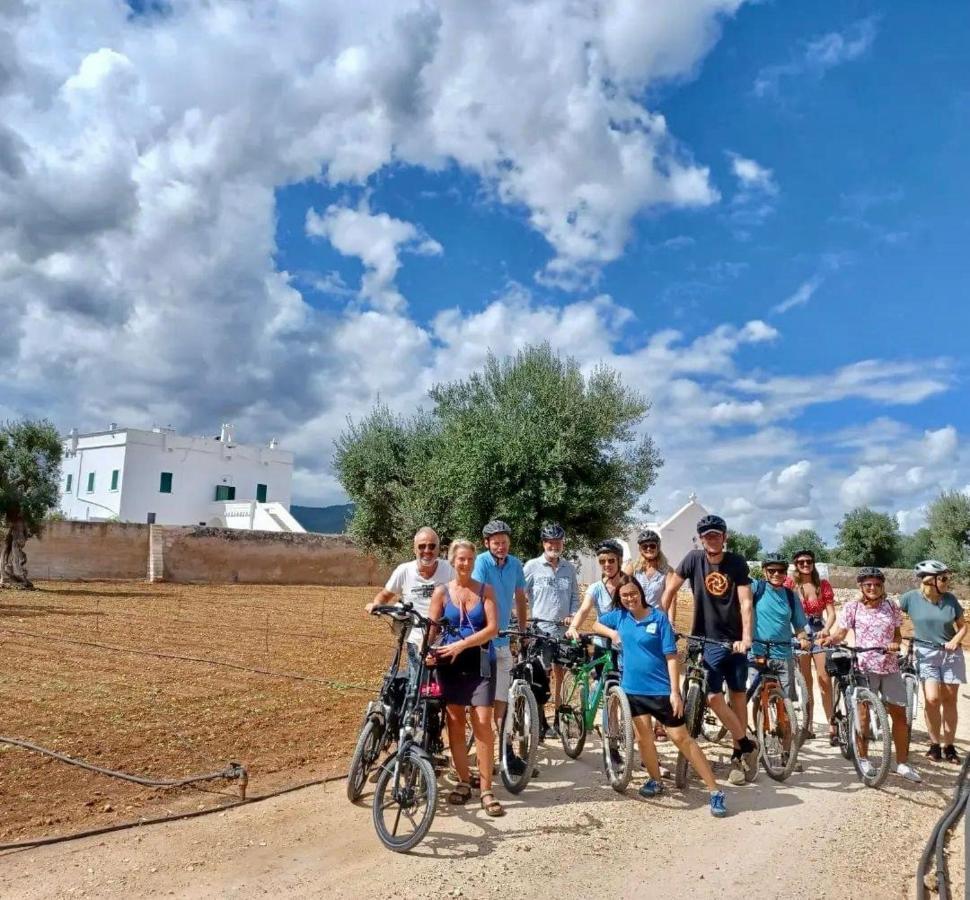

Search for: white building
xmin=576 ymin=494 xmax=710 ymax=584
xmin=58 ymin=424 xmax=305 ymax=532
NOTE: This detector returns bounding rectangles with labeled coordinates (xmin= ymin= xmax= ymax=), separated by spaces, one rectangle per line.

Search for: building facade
xmin=59 ymin=425 xmax=300 ymax=529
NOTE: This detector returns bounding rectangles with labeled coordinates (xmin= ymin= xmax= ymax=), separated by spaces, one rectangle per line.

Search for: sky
xmin=2 ymin=0 xmax=968 ymax=545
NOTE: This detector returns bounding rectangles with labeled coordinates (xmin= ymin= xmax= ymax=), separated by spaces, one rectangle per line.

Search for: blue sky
xmin=2 ymin=1 xmax=968 ymax=544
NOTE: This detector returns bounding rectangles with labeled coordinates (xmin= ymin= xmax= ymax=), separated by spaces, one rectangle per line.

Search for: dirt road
xmin=2 ymin=687 xmax=967 ymax=900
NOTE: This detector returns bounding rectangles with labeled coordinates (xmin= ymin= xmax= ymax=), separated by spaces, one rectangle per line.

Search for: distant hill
xmin=290 ymin=503 xmax=354 ymax=534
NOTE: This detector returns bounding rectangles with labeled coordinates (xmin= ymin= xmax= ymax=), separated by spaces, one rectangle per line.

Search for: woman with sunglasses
xmin=784 ymin=549 xmax=836 ymax=741
xmin=566 ymin=539 xmax=626 ymax=640
xmin=900 ymin=560 xmax=967 ymax=763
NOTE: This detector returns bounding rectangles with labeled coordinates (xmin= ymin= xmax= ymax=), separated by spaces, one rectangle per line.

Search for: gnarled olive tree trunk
xmin=0 ymin=516 xmax=33 ymax=590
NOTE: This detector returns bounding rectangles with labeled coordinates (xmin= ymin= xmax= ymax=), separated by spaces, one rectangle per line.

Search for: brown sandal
xmin=469 ymin=772 xmax=481 ymax=790
xmin=447 ymin=783 xmax=472 ymax=805
xmin=480 ymin=791 xmax=505 ymax=817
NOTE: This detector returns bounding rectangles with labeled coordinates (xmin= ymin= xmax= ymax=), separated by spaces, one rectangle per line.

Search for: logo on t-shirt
xmin=705 ymin=571 xmax=731 ymax=598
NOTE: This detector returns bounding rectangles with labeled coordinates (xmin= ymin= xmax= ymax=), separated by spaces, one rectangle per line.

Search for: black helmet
xmin=637 ymin=529 xmax=661 ymax=545
xmin=696 ymin=514 xmax=727 ymax=535
xmin=540 ymin=522 xmax=565 ymax=540
xmin=761 ymin=553 xmax=788 ymax=568
xmin=792 ymin=549 xmax=816 ymax=562
xmin=856 ymin=566 xmax=885 ymax=583
xmin=482 ymin=519 xmax=511 ymax=538
xmin=595 ymin=539 xmax=624 ymax=559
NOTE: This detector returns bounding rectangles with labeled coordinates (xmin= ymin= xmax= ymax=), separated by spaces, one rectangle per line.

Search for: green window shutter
xmin=215 ymin=484 xmax=235 ymax=501
xmin=110 ymin=470 xmax=119 ymax=491
xmin=66 ymin=474 xmax=73 ymax=493
xmin=159 ymin=472 xmax=173 ymax=494
xmin=86 ymin=472 xmax=95 ymax=493
xmin=228 ymin=486 xmax=236 ymax=501
xmin=256 ymin=483 xmax=267 ymax=503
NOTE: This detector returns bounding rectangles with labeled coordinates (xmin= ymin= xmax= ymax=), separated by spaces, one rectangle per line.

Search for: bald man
xmin=367 ymin=527 xmax=454 ymax=680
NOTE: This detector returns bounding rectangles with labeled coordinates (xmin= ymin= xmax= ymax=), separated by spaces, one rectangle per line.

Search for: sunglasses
xmin=934 ymin=574 xmax=952 ymax=582
xmin=597 ymin=557 xmax=619 ymax=565
xmin=795 ymin=559 xmax=814 ymax=566
xmin=765 ymin=568 xmax=786 ymax=576
xmin=417 ymin=543 xmax=438 ymax=551
xmin=860 ymin=582 xmax=884 ymax=589
xmin=640 ymin=542 xmax=659 ymax=550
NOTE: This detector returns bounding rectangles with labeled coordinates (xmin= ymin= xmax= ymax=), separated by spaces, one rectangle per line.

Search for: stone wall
xmin=23 ymin=521 xmax=391 ymax=586
xmin=24 ymin=521 xmax=151 ymax=581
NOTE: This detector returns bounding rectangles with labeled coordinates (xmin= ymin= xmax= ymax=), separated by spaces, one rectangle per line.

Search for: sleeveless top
xmin=440 ymin=583 xmax=495 ymax=673
xmin=588 ymin=580 xmax=615 ymax=616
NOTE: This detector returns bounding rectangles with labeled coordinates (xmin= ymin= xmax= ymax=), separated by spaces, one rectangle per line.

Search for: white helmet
xmin=915 ymin=559 xmax=950 ymax=577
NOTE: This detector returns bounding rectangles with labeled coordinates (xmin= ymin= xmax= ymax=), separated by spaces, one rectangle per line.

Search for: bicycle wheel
xmin=849 ymin=687 xmax=891 ymax=788
xmin=754 ymin=687 xmax=798 ymax=782
xmin=700 ymin=685 xmax=727 ymax=742
xmin=347 ymin=716 xmax=384 ymax=802
xmin=372 ymin=749 xmax=437 ymax=852
xmin=675 ymin=682 xmax=704 ymax=789
xmin=792 ymin=666 xmax=810 ymax=740
xmin=903 ymin=673 xmax=918 ymax=741
xmin=601 ymin=683 xmax=634 ymax=792
xmin=500 ymin=681 xmax=539 ymax=794
xmin=558 ymin=669 xmax=587 ymax=759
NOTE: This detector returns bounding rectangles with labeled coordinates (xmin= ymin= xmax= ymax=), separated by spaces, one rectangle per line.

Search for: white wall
xmin=657 ymin=499 xmax=709 ymax=569
xmin=59 ymin=435 xmax=127 ymax=521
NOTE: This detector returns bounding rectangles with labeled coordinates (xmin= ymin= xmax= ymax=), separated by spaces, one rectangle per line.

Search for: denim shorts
xmin=702 ymin=643 xmax=748 ymax=695
xmin=748 ymin=656 xmax=796 ymax=700
xmin=916 ymin=646 xmax=967 ymax=685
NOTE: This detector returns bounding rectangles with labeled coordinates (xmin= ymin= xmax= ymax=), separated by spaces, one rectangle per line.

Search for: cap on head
xmin=856 ymin=566 xmax=885 ymax=583
xmin=482 ymin=519 xmax=511 ymax=538
xmin=637 ymin=529 xmax=660 ymax=545
xmin=915 ymin=559 xmax=950 ymax=577
xmin=696 ymin=514 xmax=727 ymax=536
xmin=540 ymin=522 xmax=565 ymax=540
xmin=595 ymin=539 xmax=624 ymax=558
xmin=761 ymin=552 xmax=788 ymax=569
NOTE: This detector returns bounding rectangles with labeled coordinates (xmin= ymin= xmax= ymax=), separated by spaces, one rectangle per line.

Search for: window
xmin=159 ymin=472 xmax=173 ymax=494
xmin=65 ymin=474 xmax=73 ymax=493
xmin=214 ymin=485 xmax=236 ymax=501
xmin=86 ymin=472 xmax=95 ymax=493
xmin=256 ymin=483 xmax=267 ymax=503
xmin=110 ymin=469 xmax=119 ymax=491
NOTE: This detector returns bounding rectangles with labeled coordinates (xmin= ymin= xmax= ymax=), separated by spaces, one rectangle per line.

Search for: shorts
xmin=748 ymin=656 xmax=796 ymax=700
xmin=493 ymin=645 xmax=513 ymax=699
xmin=796 ymin=616 xmax=826 ymax=655
xmin=627 ymin=693 xmax=686 ymax=728
xmin=536 ymin=621 xmax=567 ymax=668
xmin=702 ymin=643 xmax=748 ymax=695
xmin=863 ymin=671 xmax=907 ymax=707
xmin=916 ymin=646 xmax=967 ymax=685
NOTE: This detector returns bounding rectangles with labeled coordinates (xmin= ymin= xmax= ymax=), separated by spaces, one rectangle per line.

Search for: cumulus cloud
xmin=755 ymin=460 xmax=813 ymax=510
xmin=729 ymin=153 xmax=777 ymax=194
xmin=754 ymin=17 xmax=879 ymax=98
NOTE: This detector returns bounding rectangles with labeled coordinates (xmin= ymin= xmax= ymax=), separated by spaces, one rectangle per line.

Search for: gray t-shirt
xmin=899 ymin=589 xmax=965 ymax=646
xmin=384 ymin=559 xmax=455 ymax=646
xmin=524 ymin=555 xmax=580 ymax=623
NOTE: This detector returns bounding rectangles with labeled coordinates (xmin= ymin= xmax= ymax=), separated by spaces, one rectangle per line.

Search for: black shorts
xmin=626 ymin=693 xmax=686 ymax=728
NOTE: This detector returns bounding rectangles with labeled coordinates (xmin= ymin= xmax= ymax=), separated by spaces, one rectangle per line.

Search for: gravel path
xmin=2 ymin=675 xmax=968 ymax=899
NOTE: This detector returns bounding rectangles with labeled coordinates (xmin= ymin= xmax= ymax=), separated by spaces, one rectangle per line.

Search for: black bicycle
xmin=365 ymin=603 xmax=447 ymax=852
xmin=826 ymin=644 xmax=892 ymax=788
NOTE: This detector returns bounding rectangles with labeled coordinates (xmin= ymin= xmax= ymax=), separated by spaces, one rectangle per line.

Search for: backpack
xmin=753 ymin=579 xmax=799 ymax=619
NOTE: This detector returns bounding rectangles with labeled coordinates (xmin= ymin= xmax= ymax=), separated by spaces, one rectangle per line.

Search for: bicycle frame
xmin=560 ymin=642 xmax=619 ymax=731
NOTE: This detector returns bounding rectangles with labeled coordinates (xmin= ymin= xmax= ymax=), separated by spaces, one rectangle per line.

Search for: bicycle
xmin=899 ymin=642 xmax=921 ymax=742
xmin=556 ymin=633 xmax=634 ymax=792
xmin=746 ymin=642 xmax=800 ymax=781
xmin=826 ymin=644 xmax=892 ymax=788
xmin=367 ymin=603 xmax=447 ymax=852
xmin=496 ymin=621 xmax=562 ymax=794
xmin=674 ymin=634 xmax=739 ymax=789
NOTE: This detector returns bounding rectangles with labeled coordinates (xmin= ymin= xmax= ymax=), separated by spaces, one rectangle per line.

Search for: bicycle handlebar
xmin=676 ymin=633 xmax=733 ymax=650
xmin=371 ymin=603 xmax=442 ymax=630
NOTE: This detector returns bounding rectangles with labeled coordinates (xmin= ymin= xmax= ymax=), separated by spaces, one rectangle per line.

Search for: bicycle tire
xmin=754 ymin=687 xmax=798 ymax=782
xmin=347 ymin=716 xmax=384 ymax=803
xmin=601 ymin=683 xmax=634 ymax=792
xmin=500 ymin=681 xmax=540 ymax=794
xmin=372 ymin=750 xmax=437 ymax=852
xmin=559 ymin=669 xmax=587 ymax=759
xmin=700 ymin=686 xmax=727 ymax=742
xmin=850 ymin=687 xmax=891 ymax=788
xmin=903 ymin=673 xmax=918 ymax=741
xmin=792 ymin=666 xmax=810 ymax=740
xmin=675 ymin=682 xmax=704 ymax=789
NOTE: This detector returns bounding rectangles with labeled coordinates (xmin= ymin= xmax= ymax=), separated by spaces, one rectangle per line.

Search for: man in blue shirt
xmin=751 ymin=554 xmax=810 ymax=701
xmin=473 ymin=520 xmax=528 ymax=769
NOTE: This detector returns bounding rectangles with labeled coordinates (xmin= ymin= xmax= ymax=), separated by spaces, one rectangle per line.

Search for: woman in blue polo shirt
xmin=592 ymin=574 xmax=727 ymax=818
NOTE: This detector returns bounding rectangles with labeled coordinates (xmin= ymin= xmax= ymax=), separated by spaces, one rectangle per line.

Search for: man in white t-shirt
xmin=366 ymin=527 xmax=454 ymax=680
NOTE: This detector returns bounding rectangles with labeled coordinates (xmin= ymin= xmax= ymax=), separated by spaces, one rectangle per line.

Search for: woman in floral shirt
xmin=822 ymin=567 xmax=921 ymax=783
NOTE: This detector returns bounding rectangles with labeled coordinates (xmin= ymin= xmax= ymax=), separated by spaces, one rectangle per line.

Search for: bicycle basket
xmin=825 ymin=649 xmax=852 ymax=677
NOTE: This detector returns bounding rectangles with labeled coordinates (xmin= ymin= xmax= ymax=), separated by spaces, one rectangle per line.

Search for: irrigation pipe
xmin=916 ymin=751 xmax=970 ymax=899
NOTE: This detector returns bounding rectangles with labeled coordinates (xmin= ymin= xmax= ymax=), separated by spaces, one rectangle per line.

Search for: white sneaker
xmin=857 ymin=757 xmax=875 ymax=778
xmin=896 ymin=762 xmax=922 ymax=783
xmin=727 ymin=759 xmax=746 ymax=786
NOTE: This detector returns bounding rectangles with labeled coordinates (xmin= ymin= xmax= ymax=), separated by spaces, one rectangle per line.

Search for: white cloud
xmin=754 ymin=17 xmax=878 ymax=98
xmin=755 ymin=460 xmax=813 ymax=510
xmin=306 ymin=200 xmax=441 ymax=311
xmin=773 ymin=276 xmax=823 ymax=314
xmin=729 ymin=153 xmax=777 ymax=194
xmin=921 ymin=426 xmax=958 ymax=465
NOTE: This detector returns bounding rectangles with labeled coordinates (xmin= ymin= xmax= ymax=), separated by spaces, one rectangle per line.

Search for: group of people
xmin=367 ymin=513 xmax=967 ymax=819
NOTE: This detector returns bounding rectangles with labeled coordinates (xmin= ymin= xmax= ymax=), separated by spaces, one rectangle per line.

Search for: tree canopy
xmin=925 ymin=491 xmax=970 ymax=575
xmin=833 ymin=507 xmax=901 ymax=567
xmin=334 ymin=344 xmax=663 ymax=559
xmin=897 ymin=527 xmax=934 ymax=570
xmin=777 ymin=529 xmax=829 ymax=563
xmin=727 ymin=531 xmax=761 ymax=561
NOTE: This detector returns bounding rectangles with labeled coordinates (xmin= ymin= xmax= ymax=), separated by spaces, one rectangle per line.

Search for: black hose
xmin=916 ymin=751 xmax=970 ymax=899
xmin=0 ymin=773 xmax=348 ymax=852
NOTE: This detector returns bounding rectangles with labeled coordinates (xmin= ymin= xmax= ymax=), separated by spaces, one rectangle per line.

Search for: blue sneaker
xmin=709 ymin=790 xmax=727 ymax=818
xmin=638 ymin=779 xmax=663 ymax=798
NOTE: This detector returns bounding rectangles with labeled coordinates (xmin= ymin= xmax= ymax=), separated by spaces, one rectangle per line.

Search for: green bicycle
xmin=557 ymin=633 xmax=634 ymax=792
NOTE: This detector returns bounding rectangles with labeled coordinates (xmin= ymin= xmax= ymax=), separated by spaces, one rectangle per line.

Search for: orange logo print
xmin=705 ymin=572 xmax=730 ymax=597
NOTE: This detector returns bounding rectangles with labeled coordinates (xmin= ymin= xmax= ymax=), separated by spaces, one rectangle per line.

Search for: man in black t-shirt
xmin=660 ymin=514 xmax=758 ymax=785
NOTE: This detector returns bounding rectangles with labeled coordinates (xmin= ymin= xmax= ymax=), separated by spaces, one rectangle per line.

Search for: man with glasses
xmin=660 ymin=515 xmax=759 ymax=785
xmin=367 ymin=526 xmax=454 ymax=683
